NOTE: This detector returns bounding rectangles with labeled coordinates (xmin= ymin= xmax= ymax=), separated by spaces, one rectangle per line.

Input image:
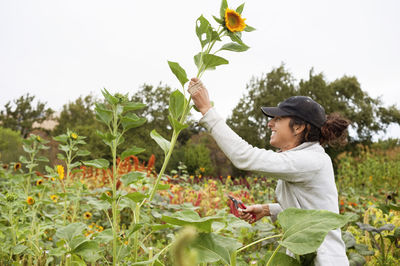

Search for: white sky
xmin=1 ymin=0 xmax=399 ymax=139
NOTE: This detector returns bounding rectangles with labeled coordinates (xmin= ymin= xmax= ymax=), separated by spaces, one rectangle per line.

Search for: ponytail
xmin=320 ymin=113 xmax=351 ymax=147
xmin=289 ymin=113 xmax=350 ymax=147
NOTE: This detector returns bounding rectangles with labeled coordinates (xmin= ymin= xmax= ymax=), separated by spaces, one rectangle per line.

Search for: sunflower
xmin=51 ymin=177 xmax=56 ymax=181
xmin=84 ymin=211 xmax=92 ymax=219
xmin=36 ymin=179 xmax=43 ymax=186
xmin=57 ymin=165 xmax=64 ymax=180
xmin=27 ymin=196 xmax=35 ymax=205
xmin=71 ymin=133 xmax=78 ymax=140
xmin=14 ymin=162 xmax=22 ymax=171
xmin=106 ymin=191 xmax=112 ymax=197
xmin=50 ymin=195 xmax=59 ymax=202
xmin=36 ymin=136 xmax=41 ymax=142
xmin=224 ymin=8 xmax=246 ymax=32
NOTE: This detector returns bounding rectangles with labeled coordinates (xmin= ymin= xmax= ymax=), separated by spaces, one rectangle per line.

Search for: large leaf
xmin=161 ymin=210 xmax=223 ymax=232
xmin=96 ymin=130 xmax=116 ymax=147
xmin=236 ymin=3 xmax=245 ymax=14
xmin=202 ymin=54 xmax=229 ymax=70
xmin=120 ymin=171 xmax=146 ymax=186
xmin=195 ymin=15 xmax=212 ymax=48
xmin=122 ymin=102 xmax=146 ymax=112
xmin=82 ymin=159 xmax=109 ymax=169
xmin=263 ymin=251 xmax=300 ymax=266
xmin=244 ymin=24 xmax=256 ymax=32
xmin=356 ymin=222 xmax=395 ymax=233
xmin=56 ymin=222 xmax=86 ymax=244
xmin=121 ymin=113 xmax=146 ymax=130
xmin=73 ymin=240 xmax=101 ymax=262
xmin=277 ymin=208 xmax=352 ymax=255
xmin=169 ymin=89 xmax=185 ymax=119
xmin=95 ymin=103 xmax=112 ymax=125
xmin=76 ymin=150 xmax=91 ymax=157
xmin=167 ymin=61 xmax=189 ymax=87
xmin=124 ymin=192 xmax=147 ymax=203
xmin=121 ymin=146 xmax=145 ymax=160
xmin=150 ymin=129 xmax=170 ymax=156
xmin=220 ymin=42 xmax=249 ymax=52
xmin=190 ymin=233 xmax=241 ymax=264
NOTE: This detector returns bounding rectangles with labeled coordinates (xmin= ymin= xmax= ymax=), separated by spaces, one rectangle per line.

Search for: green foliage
xmin=184 ymin=140 xmax=214 ymax=175
xmin=0 ymin=93 xmax=54 ymax=137
xmin=0 ymin=127 xmax=24 ymax=163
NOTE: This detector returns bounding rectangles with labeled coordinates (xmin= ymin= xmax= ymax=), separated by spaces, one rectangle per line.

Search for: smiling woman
xmin=188 ymin=78 xmax=351 ymax=266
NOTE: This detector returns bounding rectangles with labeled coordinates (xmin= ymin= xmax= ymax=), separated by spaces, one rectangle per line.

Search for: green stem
xmin=133 ymin=204 xmax=140 ymax=262
xmin=266 ymin=244 xmax=282 ymax=266
xmin=111 ymin=106 xmax=119 ymax=266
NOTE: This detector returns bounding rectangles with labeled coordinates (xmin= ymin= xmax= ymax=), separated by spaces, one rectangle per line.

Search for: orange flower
xmin=27 ymin=196 xmax=35 ymax=205
xmin=224 ymin=8 xmax=246 ymax=32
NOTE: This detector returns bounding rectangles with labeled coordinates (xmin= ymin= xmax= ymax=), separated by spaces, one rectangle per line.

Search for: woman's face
xmin=267 ymin=116 xmax=299 ymax=151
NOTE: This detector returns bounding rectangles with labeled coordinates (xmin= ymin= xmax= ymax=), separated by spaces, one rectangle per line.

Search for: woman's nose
xmin=267 ymin=120 xmax=273 ymax=128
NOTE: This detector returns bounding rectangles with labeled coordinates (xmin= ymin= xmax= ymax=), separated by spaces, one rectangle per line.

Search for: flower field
xmin=1 ymin=134 xmax=399 ymax=265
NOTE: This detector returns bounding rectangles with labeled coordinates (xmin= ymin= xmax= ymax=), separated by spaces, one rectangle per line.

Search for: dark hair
xmin=289 ymin=113 xmax=351 ymax=147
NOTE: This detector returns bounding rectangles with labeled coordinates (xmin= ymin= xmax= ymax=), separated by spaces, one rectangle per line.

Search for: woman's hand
xmin=188 ymin=78 xmax=212 ymax=115
xmin=239 ymin=204 xmax=270 ymax=224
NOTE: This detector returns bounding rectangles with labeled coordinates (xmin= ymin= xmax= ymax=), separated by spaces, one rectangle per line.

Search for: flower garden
xmin=1 ymin=0 xmax=399 ymax=265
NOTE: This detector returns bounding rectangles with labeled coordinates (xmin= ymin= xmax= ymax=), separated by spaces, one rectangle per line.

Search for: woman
xmin=188 ymin=78 xmax=351 ymax=266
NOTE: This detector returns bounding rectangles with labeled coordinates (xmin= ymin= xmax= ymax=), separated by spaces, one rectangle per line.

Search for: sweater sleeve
xmin=199 ymin=107 xmax=325 ymax=182
xmin=268 ymin=203 xmax=283 ymax=223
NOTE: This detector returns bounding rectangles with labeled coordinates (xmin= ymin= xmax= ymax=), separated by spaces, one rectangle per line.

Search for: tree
xmin=52 ymin=94 xmax=108 ymax=160
xmin=128 ymin=83 xmax=200 ymax=171
xmin=226 ymin=65 xmax=400 ymax=175
xmin=0 ymin=94 xmax=53 ymax=137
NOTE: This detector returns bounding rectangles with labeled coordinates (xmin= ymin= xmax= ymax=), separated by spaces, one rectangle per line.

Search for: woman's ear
xmin=294 ymin=124 xmax=306 ymax=136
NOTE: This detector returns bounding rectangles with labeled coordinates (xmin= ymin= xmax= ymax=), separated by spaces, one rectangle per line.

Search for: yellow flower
xmin=51 ymin=177 xmax=56 ymax=181
xmin=14 ymin=162 xmax=22 ymax=171
xmin=50 ymin=195 xmax=59 ymax=202
xmin=36 ymin=136 xmax=41 ymax=142
xmin=71 ymin=133 xmax=78 ymax=140
xmin=106 ymin=191 xmax=112 ymax=197
xmin=224 ymin=8 xmax=246 ymax=32
xmin=36 ymin=179 xmax=43 ymax=186
xmin=84 ymin=211 xmax=92 ymax=219
xmin=200 ymin=167 xmax=205 ymax=173
xmin=57 ymin=165 xmax=64 ymax=180
xmin=27 ymin=196 xmax=35 ymax=205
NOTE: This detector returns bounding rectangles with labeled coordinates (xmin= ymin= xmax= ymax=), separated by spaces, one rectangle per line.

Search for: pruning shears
xmin=227 ymin=195 xmax=256 ymax=219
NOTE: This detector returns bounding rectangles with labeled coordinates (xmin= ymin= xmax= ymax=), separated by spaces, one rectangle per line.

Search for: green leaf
xmin=70 ymin=161 xmax=81 ymax=169
xmin=82 ymin=159 xmax=109 ymax=169
xmin=127 ymin=223 xmax=144 ymax=237
xmin=70 ymin=254 xmax=86 ymax=266
xmin=19 ymin=155 xmax=28 ymax=164
xmin=263 ymin=251 xmax=300 ymax=266
xmin=88 ymin=198 xmax=111 ymax=211
xmin=96 ymin=130 xmax=115 ymax=147
xmin=150 ymin=129 xmax=170 ymax=156
xmin=167 ymin=61 xmax=189 ymax=87
xmin=220 ymin=42 xmax=249 ymax=52
xmin=12 ymin=245 xmax=28 ymax=255
xmin=53 ymin=134 xmax=68 ymax=143
xmin=121 ymin=113 xmax=147 ymax=130
xmin=190 ymin=233 xmax=241 ymax=264
xmin=195 ymin=15 xmax=212 ymax=48
xmin=76 ymin=150 xmax=91 ymax=157
xmin=236 ymin=3 xmax=245 ymax=14
xmin=73 ymin=240 xmax=101 ymax=262
xmin=169 ymin=89 xmax=185 ymax=119
xmin=161 ymin=210 xmax=223 ymax=233
xmin=202 ymin=54 xmax=229 ymax=70
xmin=227 ymin=31 xmax=245 ymax=45
xmin=56 ymin=222 xmax=86 ymax=244
xmin=278 ymin=208 xmax=352 ymax=255
xmin=122 ymin=101 xmax=146 ymax=112
xmin=219 ymin=0 xmax=228 ymax=19
xmin=168 ymin=115 xmax=189 ymax=133
xmin=348 ymin=252 xmax=366 ymax=266
xmin=120 ymin=171 xmax=146 ymax=186
xmin=213 ymin=15 xmax=223 ymax=24
xmin=95 ymin=103 xmax=113 ymax=125
xmin=157 ymin=183 xmax=170 ymax=190
xmin=124 ymin=192 xmax=147 ymax=203
xmin=244 ymin=24 xmax=256 ymax=32
xmin=23 ymin=145 xmax=34 ymax=153
xmin=94 ymin=229 xmax=113 ymax=243
xmin=121 ymin=146 xmax=145 ymax=160
xmin=101 ymin=88 xmax=119 ymax=105
xmin=36 ymin=156 xmax=49 ymax=162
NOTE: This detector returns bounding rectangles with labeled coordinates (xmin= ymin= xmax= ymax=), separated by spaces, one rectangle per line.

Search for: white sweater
xmin=199 ymin=107 xmax=349 ymax=266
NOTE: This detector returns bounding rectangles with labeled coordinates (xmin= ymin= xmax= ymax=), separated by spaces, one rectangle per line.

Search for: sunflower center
xmin=228 ymin=15 xmax=238 ymax=26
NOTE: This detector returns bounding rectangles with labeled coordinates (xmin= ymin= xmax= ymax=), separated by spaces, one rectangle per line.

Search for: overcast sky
xmin=1 ymin=0 xmax=399 ymax=139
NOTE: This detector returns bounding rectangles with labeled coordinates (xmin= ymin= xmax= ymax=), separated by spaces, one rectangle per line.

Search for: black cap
xmin=261 ymin=96 xmax=326 ymax=128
